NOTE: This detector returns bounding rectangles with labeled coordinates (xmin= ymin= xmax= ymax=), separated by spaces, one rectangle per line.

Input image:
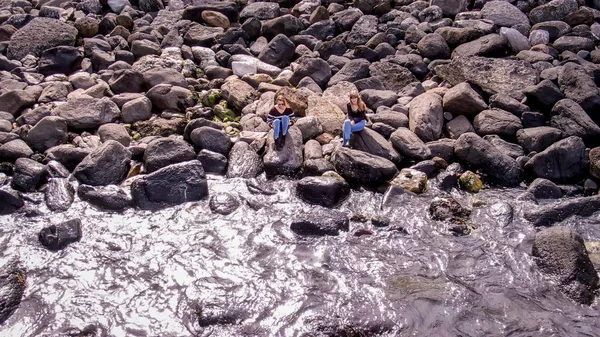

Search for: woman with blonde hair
xmin=343 ymin=91 xmax=367 ymax=146
xmin=267 ymin=94 xmax=296 ymax=144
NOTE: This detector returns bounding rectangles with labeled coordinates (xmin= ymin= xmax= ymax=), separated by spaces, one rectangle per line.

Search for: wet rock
xmin=7 ymin=17 xmax=77 ymax=60
xmin=39 ymin=219 xmax=82 ymax=251
xmin=436 ymin=56 xmax=538 ymax=96
xmin=0 ymin=186 xmax=24 ymax=215
xmin=296 ymin=176 xmax=350 ymax=207
xmin=408 ymin=93 xmax=443 ymax=142
xmin=45 ymin=178 xmax=74 ymax=212
xmin=73 ymin=140 xmax=131 ymax=186
xmin=436 ymin=162 xmax=463 ymax=190
xmin=11 ymin=158 xmax=46 ymax=192
xmin=391 ymin=168 xmax=427 ymax=193
xmin=0 ymin=267 xmax=26 ymax=324
xmin=484 ymin=135 xmax=524 ymax=159
xmin=331 ymin=147 xmax=397 ymax=185
xmin=143 ymin=138 xmax=196 ymax=173
xmin=197 ymin=149 xmax=228 ymax=174
xmin=190 ymin=126 xmax=232 ymax=156
xmin=0 ymin=139 xmax=33 ymax=162
xmin=429 ymin=197 xmax=471 ymax=223
xmin=532 ymin=226 xmax=599 ymax=305
xmin=389 ymin=127 xmax=431 ymax=161
xmin=209 ymin=192 xmax=240 ymax=215
xmin=45 ymin=145 xmax=90 ymax=171
xmin=290 ymin=210 xmax=350 ymax=236
xmin=131 ymin=160 xmax=208 ymax=210
xmin=443 ymin=82 xmax=487 ymax=117
xmin=516 ymin=126 xmax=563 ymax=154
xmin=526 ymin=194 xmax=600 ymax=227
xmin=52 ymin=97 xmax=120 ymax=130
xmin=525 ymin=136 xmax=588 ymax=182
xmin=77 ymin=184 xmax=132 ymax=211
xmin=348 ymin=128 xmax=401 ymax=164
xmin=528 ymin=178 xmax=562 ymax=199
xmin=227 ymin=142 xmax=262 ymax=178
xmin=459 ymin=170 xmax=483 ymax=193
xmin=455 ymin=133 xmax=522 ymax=186
xmin=263 ymin=126 xmax=303 ymax=177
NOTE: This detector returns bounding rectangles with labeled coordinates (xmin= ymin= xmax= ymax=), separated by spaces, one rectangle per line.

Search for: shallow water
xmin=1 ymin=175 xmax=599 ymax=337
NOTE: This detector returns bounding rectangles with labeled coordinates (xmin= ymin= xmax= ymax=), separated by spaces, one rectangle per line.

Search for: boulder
xmin=431 ymin=0 xmax=469 ymax=16
xmin=516 ymin=127 xmax=564 ymax=153
xmin=417 ymin=33 xmax=450 ymax=60
xmin=197 ymin=149 xmax=228 ymax=174
xmin=389 ymin=127 xmax=432 ymax=161
xmin=327 ymin=59 xmax=370 ymax=87
xmin=0 ymin=140 xmax=33 ymax=162
xmin=7 ymin=18 xmax=78 ymax=60
xmin=131 ymin=160 xmax=208 ymax=210
xmin=0 ymin=90 xmax=35 ymax=116
xmin=473 ymin=109 xmax=522 ymax=139
xmin=221 ymin=78 xmax=256 ymax=113
xmin=331 ymin=147 xmax=397 ymax=185
xmin=345 ymin=15 xmax=378 ymax=48
xmin=38 ymin=219 xmax=81 ymax=251
xmin=294 ymin=116 xmax=323 ymax=142
xmin=429 ymin=196 xmax=471 ymax=223
xmin=451 ymin=34 xmax=509 ymax=59
xmin=480 ymin=1 xmax=530 ymax=27
xmin=142 ymin=68 xmax=187 ymax=89
xmin=483 ymin=135 xmax=524 ymax=159
xmin=550 ymin=99 xmax=600 ymax=144
xmin=263 ymin=126 xmax=303 ymax=177
xmin=348 ymin=127 xmax=401 ymax=163
xmin=553 ymin=36 xmax=595 ymax=54
xmin=73 ymin=140 xmax=131 ymax=186
xmin=11 ymin=158 xmax=47 ymax=192
xmin=240 ymin=114 xmax=270 ymax=132
xmin=227 ymin=142 xmax=262 ymax=178
xmin=296 ymin=176 xmax=350 ymax=207
xmin=532 ymin=226 xmax=599 ymax=304
xmin=45 ymin=178 xmax=74 ymax=212
xmin=359 ymin=89 xmax=398 ymax=110
xmin=258 ymin=34 xmax=295 ymax=68
xmin=525 ymin=136 xmax=588 ymax=182
xmin=0 ymin=187 xmax=24 ymax=215
xmin=408 ymin=93 xmax=443 ymax=142
xmin=446 ymin=115 xmax=475 ymax=139
xmin=143 ymin=138 xmax=196 ymax=173
xmin=190 ymin=126 xmax=232 ymax=156
xmin=391 ymin=168 xmax=427 ymax=193
xmin=368 ymin=61 xmax=417 ymax=92
xmin=558 ymin=62 xmax=600 ymax=113
xmin=436 ymin=57 xmax=539 ymax=95
xmin=139 ymin=0 xmax=164 ymax=12
xmin=458 ymin=170 xmax=483 ymax=193
xmin=209 ymin=192 xmax=240 ymax=215
xmin=289 ymin=57 xmax=332 ymax=87
xmin=305 ymin=95 xmax=346 ymax=135
xmin=261 ymin=15 xmax=305 ymax=39
xmin=146 ymin=84 xmax=194 ymax=112
xmin=500 ymin=27 xmax=530 ymax=53
xmin=529 ymin=0 xmax=578 ymax=24
xmin=44 ymin=144 xmax=90 ymax=171
xmin=455 ymin=133 xmax=522 ymax=186
xmin=523 ymin=79 xmax=564 ymax=111
xmin=240 ymin=2 xmax=280 ymax=21
xmin=77 ymin=184 xmax=132 ymax=211
xmin=52 ymin=97 xmax=120 ymax=130
xmin=122 ymin=96 xmax=153 ymax=124
xmin=26 ymin=116 xmax=68 ymax=152
xmin=589 ymin=147 xmax=600 ymax=180
xmin=290 ymin=210 xmax=349 ymax=236
xmin=443 ymin=83 xmax=487 ymax=116
xmin=38 ymin=46 xmax=83 ymax=76
xmin=527 ymin=178 xmax=563 ymax=199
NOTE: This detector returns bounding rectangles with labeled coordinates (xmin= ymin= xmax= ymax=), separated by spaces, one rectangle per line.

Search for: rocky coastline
xmin=0 ymin=0 xmax=600 ymax=332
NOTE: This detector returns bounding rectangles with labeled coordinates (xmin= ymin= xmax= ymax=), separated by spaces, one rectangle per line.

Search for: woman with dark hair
xmin=267 ymin=94 xmax=296 ymax=142
xmin=343 ymin=91 xmax=367 ymax=146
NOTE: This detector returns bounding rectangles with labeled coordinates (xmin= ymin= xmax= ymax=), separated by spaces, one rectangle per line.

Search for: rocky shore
xmin=0 ymin=0 xmax=600 ymax=330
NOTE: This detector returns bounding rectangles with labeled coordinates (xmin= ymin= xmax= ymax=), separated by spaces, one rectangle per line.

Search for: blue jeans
xmin=343 ymin=119 xmax=365 ymax=146
xmin=273 ymin=115 xmax=290 ymax=140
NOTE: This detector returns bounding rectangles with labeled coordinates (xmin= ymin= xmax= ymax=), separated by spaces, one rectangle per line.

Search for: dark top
xmin=347 ymin=103 xmax=367 ymax=123
xmin=267 ymin=107 xmax=296 ymax=125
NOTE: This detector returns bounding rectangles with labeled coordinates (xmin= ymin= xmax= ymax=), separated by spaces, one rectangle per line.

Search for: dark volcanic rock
xmin=331 ymin=147 xmax=397 ymax=185
xmin=525 ymin=136 xmax=588 ymax=182
xmin=296 ymin=176 xmax=350 ymax=208
xmin=526 ymin=195 xmax=600 ymax=227
xmin=52 ymin=97 xmax=120 ymax=130
xmin=26 ymin=116 xmax=68 ymax=152
xmin=143 ymin=138 xmax=196 ymax=173
xmin=263 ymin=127 xmax=303 ymax=177
xmin=11 ymin=158 xmax=46 ymax=192
xmin=38 ymin=46 xmax=83 ymax=76
xmin=7 ymin=18 xmax=78 ymax=60
xmin=77 ymin=184 xmax=132 ymax=211
xmin=45 ymin=178 xmax=75 ymax=212
xmin=527 ymin=178 xmax=562 ymax=200
xmin=558 ymin=62 xmax=600 ymax=114
xmin=550 ymin=99 xmax=600 ymax=144
xmin=532 ymin=226 xmax=599 ymax=305
xmin=227 ymin=142 xmax=262 ymax=178
xmin=390 ymin=127 xmax=431 ymax=161
xmin=516 ymin=127 xmax=563 ymax=153
xmin=0 ymin=186 xmax=24 ymax=215
xmin=348 ymin=127 xmax=401 ymax=164
xmin=290 ymin=210 xmax=350 ymax=236
xmin=38 ymin=219 xmax=82 ymax=251
xmin=473 ymin=109 xmax=522 ymax=139
xmin=197 ymin=149 xmax=228 ymax=174
xmin=73 ymin=140 xmax=131 ymax=186
xmin=190 ymin=126 xmax=232 ymax=156
xmin=131 ymin=160 xmax=208 ymax=210
xmin=0 ymin=267 xmax=26 ymax=324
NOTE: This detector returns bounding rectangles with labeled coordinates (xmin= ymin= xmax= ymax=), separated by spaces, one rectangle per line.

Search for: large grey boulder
xmin=258 ymin=34 xmax=295 ymax=68
xmin=431 ymin=0 xmax=469 ymax=16
xmin=240 ymin=2 xmax=280 ymax=20
xmin=408 ymin=93 xmax=443 ymax=142
xmin=445 ymin=115 xmax=474 ymax=139
xmin=389 ymin=127 xmax=431 ymax=161
xmin=221 ymin=78 xmax=256 ymax=113
xmin=529 ymin=0 xmax=579 ymax=24
xmin=296 ymin=176 xmax=350 ymax=208
xmin=52 ymin=97 xmax=120 ymax=130
xmin=455 ymin=132 xmax=522 ymax=186
xmin=558 ymin=62 xmax=600 ymax=113
xmin=0 ymin=139 xmax=33 ymax=162
xmin=480 ymin=1 xmax=530 ymax=27
xmin=295 ymin=116 xmax=323 ymax=141
xmin=516 ymin=127 xmax=564 ymax=153
xmin=305 ymin=95 xmax=346 ymax=135
xmin=483 ymin=135 xmax=524 ymax=159
xmin=289 ymin=57 xmax=332 ymax=87
xmin=473 ymin=109 xmax=522 ymax=139
xmin=328 ymin=59 xmax=370 ymax=87
xmin=78 ymin=184 xmax=132 ymax=211
xmin=532 ymin=226 xmax=598 ymax=304
xmin=227 ymin=142 xmax=263 ymax=178
xmin=417 ymin=33 xmax=450 ymax=60
xmin=451 ymin=34 xmax=509 ymax=59
xmin=525 ymin=136 xmax=588 ymax=182
xmin=0 ymin=90 xmax=35 ymax=116
xmin=146 ymin=84 xmax=194 ymax=112
xmin=263 ymin=126 xmax=303 ymax=177
xmin=11 ymin=158 xmax=47 ymax=192
xmin=443 ymin=83 xmax=487 ymax=116
xmin=26 ymin=116 xmax=68 ymax=152
xmin=527 ymin=178 xmax=563 ymax=200
xmin=345 ymin=15 xmax=378 ymax=48
xmin=436 ymin=57 xmax=539 ymax=95
xmin=7 ymin=18 xmax=78 ymax=60
xmin=550 ymin=99 xmax=600 ymax=144
xmin=143 ymin=138 xmax=196 ymax=173
xmin=331 ymin=147 xmax=397 ymax=185
xmin=368 ymin=61 xmax=417 ymax=92
xmin=131 ymin=161 xmax=208 ymax=210
xmin=190 ymin=126 xmax=232 ymax=156
xmin=73 ymin=140 xmax=131 ymax=186
xmin=348 ymin=127 xmax=401 ymax=164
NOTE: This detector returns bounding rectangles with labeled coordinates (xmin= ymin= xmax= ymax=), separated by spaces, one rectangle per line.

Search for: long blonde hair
xmin=349 ymin=91 xmax=366 ymax=111
xmin=275 ymin=95 xmax=290 ymax=108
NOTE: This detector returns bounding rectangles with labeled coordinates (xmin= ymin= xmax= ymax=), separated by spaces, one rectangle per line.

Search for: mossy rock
xmin=585 ymin=241 xmax=600 ymax=266
xmin=391 ymin=168 xmax=427 ymax=193
xmin=201 ymin=89 xmax=222 ymax=107
xmin=459 ymin=170 xmax=483 ymax=193
xmin=214 ymin=104 xmax=237 ymax=122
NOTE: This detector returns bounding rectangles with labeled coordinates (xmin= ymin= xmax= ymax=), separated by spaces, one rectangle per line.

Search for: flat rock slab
xmin=524 ymin=195 xmax=600 ymax=227
xmin=290 ymin=211 xmax=350 ymax=236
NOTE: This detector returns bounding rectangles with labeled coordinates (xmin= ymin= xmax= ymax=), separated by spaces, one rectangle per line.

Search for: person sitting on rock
xmin=343 ymin=91 xmax=367 ymax=147
xmin=267 ymin=94 xmax=296 ymax=144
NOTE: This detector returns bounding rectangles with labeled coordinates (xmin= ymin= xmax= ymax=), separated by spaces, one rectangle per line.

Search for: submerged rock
xmin=0 ymin=268 xmax=26 ymax=325
xmin=290 ymin=210 xmax=350 ymax=236
xmin=77 ymin=184 xmax=132 ymax=212
xmin=296 ymin=176 xmax=350 ymax=207
xmin=532 ymin=226 xmax=599 ymax=305
xmin=38 ymin=219 xmax=82 ymax=251
xmin=525 ymin=195 xmax=600 ymax=227
xmin=458 ymin=171 xmax=483 ymax=193
xmin=45 ymin=178 xmax=75 ymax=212
xmin=0 ymin=187 xmax=24 ymax=215
xmin=209 ymin=192 xmax=240 ymax=215
xmin=429 ymin=197 xmax=471 ymax=223
xmin=391 ymin=168 xmax=427 ymax=194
